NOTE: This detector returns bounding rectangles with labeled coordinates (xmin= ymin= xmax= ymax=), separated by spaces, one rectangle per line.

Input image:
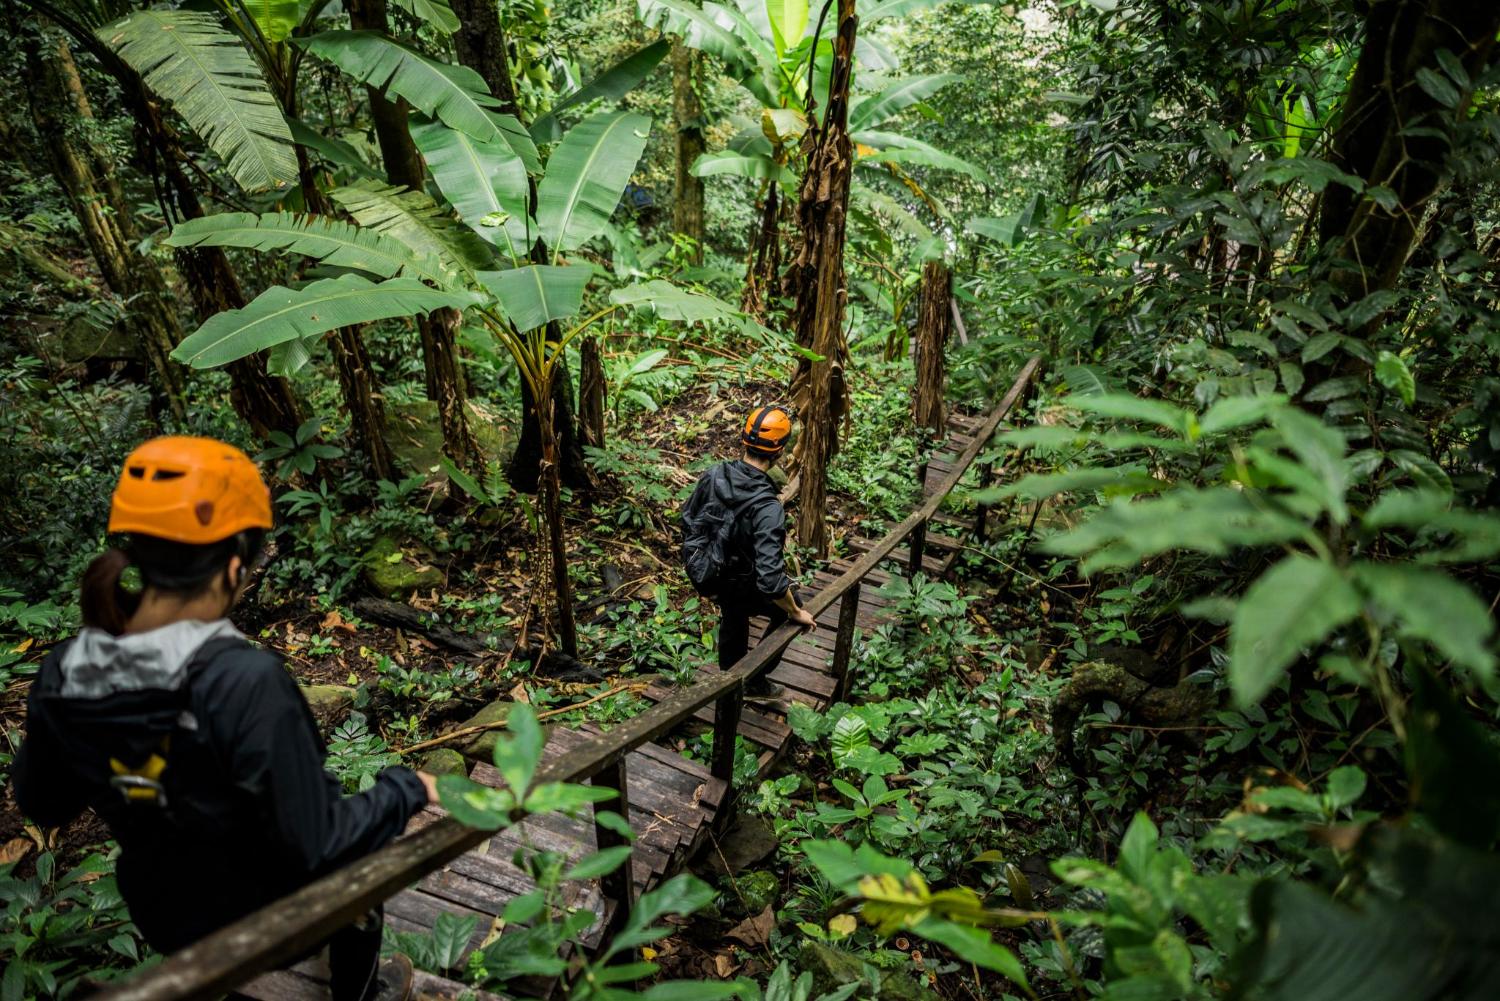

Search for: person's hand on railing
xmin=416 ymin=771 xmax=440 ymax=805
xmin=789 ymin=606 xmax=816 ymax=631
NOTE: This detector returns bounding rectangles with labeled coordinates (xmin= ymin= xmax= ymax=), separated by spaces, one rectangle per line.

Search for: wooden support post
xmin=711 ymin=685 xmax=744 ymax=786
xmin=591 ymin=758 xmax=634 ymax=942
xmin=909 ymin=462 xmax=929 ymax=576
xmin=831 ymin=580 xmax=861 ymax=701
xmin=974 ymin=460 xmax=997 ymax=542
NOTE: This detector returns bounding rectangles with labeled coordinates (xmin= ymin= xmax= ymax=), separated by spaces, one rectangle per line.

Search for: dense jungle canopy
xmin=2 ymin=0 xmax=1499 ymax=999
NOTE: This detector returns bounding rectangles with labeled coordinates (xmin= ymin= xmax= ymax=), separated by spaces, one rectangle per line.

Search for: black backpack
xmin=681 ymin=475 xmax=744 ymax=598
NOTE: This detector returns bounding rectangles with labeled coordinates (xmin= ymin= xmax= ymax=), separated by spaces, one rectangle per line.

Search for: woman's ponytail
xmin=80 ymin=548 xmax=140 ymax=635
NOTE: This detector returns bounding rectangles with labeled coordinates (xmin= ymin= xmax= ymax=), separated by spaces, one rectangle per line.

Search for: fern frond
xmin=163 ymin=212 xmax=455 ymax=288
xmin=98 ymin=10 xmax=296 ymax=193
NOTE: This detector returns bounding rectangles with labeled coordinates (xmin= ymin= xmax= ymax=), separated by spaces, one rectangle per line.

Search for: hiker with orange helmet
xmin=12 ymin=437 xmax=434 ymax=1001
xmin=680 ymin=407 xmax=816 ymax=704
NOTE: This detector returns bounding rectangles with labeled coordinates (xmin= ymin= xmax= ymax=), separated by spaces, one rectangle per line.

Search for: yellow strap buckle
xmin=108 ymin=737 xmax=170 ymax=805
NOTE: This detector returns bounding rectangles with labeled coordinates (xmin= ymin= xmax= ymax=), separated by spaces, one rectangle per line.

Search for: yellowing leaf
xmin=828 ymin=914 xmax=857 ymax=939
xmin=641 ymin=946 xmax=658 ymax=961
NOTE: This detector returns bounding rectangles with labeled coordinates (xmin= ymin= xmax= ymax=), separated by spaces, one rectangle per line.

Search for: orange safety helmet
xmin=742 ymin=406 xmax=792 ymax=455
xmin=108 ymin=436 xmax=272 ymax=545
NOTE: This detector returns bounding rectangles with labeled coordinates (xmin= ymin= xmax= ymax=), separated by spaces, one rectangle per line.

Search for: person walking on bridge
xmin=681 ymin=406 xmax=816 ymax=705
xmin=12 ymin=437 xmax=434 ymax=1001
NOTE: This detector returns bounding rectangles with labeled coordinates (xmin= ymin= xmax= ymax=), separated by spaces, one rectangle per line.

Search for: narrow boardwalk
xmin=237 ymin=409 xmax=993 ymax=1001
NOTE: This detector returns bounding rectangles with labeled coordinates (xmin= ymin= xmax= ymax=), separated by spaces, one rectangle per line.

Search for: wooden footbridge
xmin=97 ymin=358 xmax=1040 ymax=1001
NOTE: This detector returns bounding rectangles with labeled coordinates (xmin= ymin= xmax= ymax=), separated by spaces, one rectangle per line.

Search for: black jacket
xmin=683 ymin=459 xmax=792 ymax=599
xmin=12 ymin=620 xmax=427 ymax=952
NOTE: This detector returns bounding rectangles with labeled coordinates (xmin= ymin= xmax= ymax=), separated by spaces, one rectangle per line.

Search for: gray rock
xmin=362 ymin=535 xmax=444 ymax=598
xmin=703 ymin=815 xmax=779 ymax=876
xmin=301 ymin=683 xmax=354 ymax=716
xmin=418 ymin=748 xmax=468 ymax=776
xmin=456 ymin=700 xmax=513 ymax=760
xmin=798 ymin=941 xmax=940 ymax=1001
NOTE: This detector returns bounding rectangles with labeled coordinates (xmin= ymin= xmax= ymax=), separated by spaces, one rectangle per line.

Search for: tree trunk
xmin=742 ymin=180 xmax=781 ymax=316
xmin=447 ymin=0 xmax=590 ymax=491
xmin=671 ymin=43 xmax=705 ymax=260
xmin=912 ymin=260 xmax=951 ymax=434
xmin=23 ymin=24 xmax=186 ymax=422
xmin=1320 ymin=0 xmax=1500 ymax=312
xmin=348 ymin=0 xmax=480 ymax=475
xmin=536 ymin=377 xmax=578 ymax=657
xmin=578 ymin=335 xmax=607 ymax=449
xmin=784 ymin=0 xmax=858 ymax=557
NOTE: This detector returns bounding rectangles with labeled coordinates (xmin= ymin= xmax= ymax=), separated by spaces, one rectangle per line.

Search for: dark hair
xmin=80 ymin=530 xmax=265 ymax=634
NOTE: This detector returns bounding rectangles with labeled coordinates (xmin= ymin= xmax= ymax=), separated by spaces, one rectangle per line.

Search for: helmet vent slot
xmin=127 ymin=466 xmax=146 ymax=479
xmin=151 ymin=469 xmax=186 ymax=481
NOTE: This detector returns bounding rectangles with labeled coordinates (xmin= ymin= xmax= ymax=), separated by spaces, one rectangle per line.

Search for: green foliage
xmin=326 ymin=713 xmax=401 ymax=793
xmin=536 ymin=111 xmax=653 ymax=253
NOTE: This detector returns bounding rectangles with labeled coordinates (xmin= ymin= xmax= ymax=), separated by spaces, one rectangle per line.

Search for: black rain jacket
xmin=12 ymin=620 xmax=427 ymax=953
xmin=683 ymin=459 xmax=792 ymax=600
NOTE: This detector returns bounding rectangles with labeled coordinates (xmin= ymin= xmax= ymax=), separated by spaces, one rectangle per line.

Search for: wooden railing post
xmin=711 ymin=684 xmax=743 ymax=786
xmin=974 ymin=460 xmax=996 ymax=542
xmin=831 ymin=580 xmax=861 ymax=701
xmin=591 ymin=758 xmax=634 ymax=941
xmin=909 ymin=462 xmax=929 ymax=576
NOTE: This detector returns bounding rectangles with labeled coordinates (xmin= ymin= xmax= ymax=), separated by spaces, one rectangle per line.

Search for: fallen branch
xmin=394 ymin=683 xmax=644 ymax=757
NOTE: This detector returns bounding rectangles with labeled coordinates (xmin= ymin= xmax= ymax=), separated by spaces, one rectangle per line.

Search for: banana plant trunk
xmin=536 ymin=374 xmax=579 ymax=657
xmin=742 ymin=179 xmax=781 ymax=317
xmin=347 ymin=0 xmax=480 ymax=476
xmin=23 ymin=24 xmax=186 ymax=423
xmin=911 ymin=260 xmax=951 ymax=434
xmin=671 ymin=43 xmax=705 ymax=260
xmin=578 ymin=335 xmax=607 ymax=449
xmin=785 ymin=0 xmax=859 ymax=557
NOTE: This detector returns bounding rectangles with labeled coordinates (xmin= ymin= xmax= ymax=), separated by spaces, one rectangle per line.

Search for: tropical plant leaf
xmin=245 ymin=0 xmax=301 ymax=43
xmin=266 ymin=334 xmax=321 ymax=377
xmin=849 ymin=74 xmax=962 ymax=131
xmin=531 ymin=39 xmax=671 ymax=143
xmin=610 ymin=280 xmax=762 ymax=331
xmin=536 ymin=111 xmax=652 ymax=253
xmin=98 ymin=10 xmax=296 ymax=193
xmin=1351 ymin=562 xmax=1496 ymax=679
xmin=171 ymin=275 xmax=478 ymax=368
xmin=637 ymin=0 xmax=774 ymax=105
xmin=390 ymin=0 xmax=461 ymax=33
xmin=765 ymin=0 xmax=808 ymax=56
xmin=410 ymin=116 xmax=534 ymax=258
xmin=478 ymin=265 xmax=592 ymax=332
xmin=162 ymin=212 xmax=453 ymax=287
xmin=331 ymin=179 xmax=495 ymax=275
xmin=864 ymin=0 xmax=982 ymax=22
xmin=1229 ymin=555 xmax=1362 ymax=707
xmin=286 ymin=118 xmax=381 ymax=179
xmin=690 ymin=149 xmax=791 ymax=183
xmin=853 ymin=133 xmax=987 ymax=182
xmin=298 ymin=31 xmax=530 ymax=154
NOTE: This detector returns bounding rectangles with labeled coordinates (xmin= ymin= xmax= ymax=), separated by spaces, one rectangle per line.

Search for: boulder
xmin=418 ymin=748 xmax=469 ymax=776
xmin=386 ymin=399 xmax=513 ymax=481
xmin=798 ymin=941 xmax=940 ymax=1001
xmin=301 ymin=683 xmax=354 ymax=717
xmin=727 ymin=870 xmax=779 ymax=918
xmin=362 ymin=536 xmax=444 ymax=598
xmin=455 ymin=700 xmax=512 ymax=760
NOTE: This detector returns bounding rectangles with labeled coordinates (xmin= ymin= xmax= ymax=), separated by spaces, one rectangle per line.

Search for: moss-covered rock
xmin=386 ymin=399 xmax=513 ymax=479
xmin=798 ymin=941 xmax=940 ymax=1001
xmin=362 ymin=535 xmax=444 ymax=598
xmin=728 ymin=870 xmax=779 ymax=917
xmin=418 ymin=748 xmax=469 ymax=776
xmin=455 ymin=700 xmax=513 ymax=760
xmin=300 ymin=683 xmax=355 ymax=717
xmin=47 ymin=314 xmax=140 ymax=364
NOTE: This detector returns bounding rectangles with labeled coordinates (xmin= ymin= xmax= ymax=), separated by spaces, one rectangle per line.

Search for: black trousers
xmin=716 ymin=590 xmax=789 ymax=687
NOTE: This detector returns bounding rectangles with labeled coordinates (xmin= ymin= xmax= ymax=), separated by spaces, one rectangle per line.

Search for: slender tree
xmin=911 ymin=259 xmax=950 ymax=433
xmin=671 ymin=42 xmax=705 ymax=260
xmin=785 ymin=0 xmax=858 ymax=556
xmin=21 ymin=19 xmax=187 ymax=422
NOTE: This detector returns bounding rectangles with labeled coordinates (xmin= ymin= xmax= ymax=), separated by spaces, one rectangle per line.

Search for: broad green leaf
xmin=391 ymin=0 xmax=461 ymax=33
xmin=495 ymin=703 xmax=544 ymax=798
xmin=983 ymin=465 xmax=1166 ymax=503
xmin=849 ymin=74 xmax=962 ymax=132
xmin=855 ymin=141 xmax=988 ymax=182
xmin=163 ymin=212 xmax=452 ymax=287
xmin=1375 ymin=350 xmax=1416 ymax=407
xmin=429 ymin=912 xmax=477 ymax=971
xmin=286 ymin=118 xmax=380 ymax=179
xmin=865 ymin=0 xmax=983 ymax=21
xmin=1229 ymin=556 xmax=1361 ymax=707
xmin=563 ymin=845 xmax=634 ymax=881
xmin=245 ymin=0 xmax=300 ymax=43
xmin=523 ymin=781 xmax=617 ymax=814
xmin=411 ymin=116 xmax=534 ymax=257
xmin=638 ymin=0 xmax=771 ymax=105
xmin=1199 ymin=394 xmax=1286 ymax=436
xmin=1352 ymin=562 xmax=1495 ymax=679
xmin=1066 ymin=392 xmax=1194 ymax=436
xmin=690 ymin=149 xmax=792 ymax=183
xmin=1326 ymin=766 xmax=1366 ymax=811
xmin=912 ymin=918 xmax=1028 ymax=987
xmin=609 ymin=280 xmax=758 ymax=328
xmin=171 ymin=275 xmax=478 ymax=368
xmin=1118 ymin=811 xmax=1159 ymax=882
xmin=531 ymin=39 xmax=671 ymax=143
xmin=537 ymin=111 xmax=652 ymax=253
xmin=266 ymin=335 xmax=320 ymax=377
xmin=765 ymin=0 xmax=808 ymax=56
xmin=1363 ymin=488 xmax=1451 ymax=530
xmin=99 ymin=11 xmax=296 ymax=193
xmin=1273 ymin=407 xmax=1349 ymax=523
xmin=298 ymin=32 xmax=518 ymax=146
xmin=332 ymin=179 xmax=495 ymax=275
xmin=436 ymin=774 xmax=516 ymax=830
xmin=478 ymin=265 xmax=592 ymax=332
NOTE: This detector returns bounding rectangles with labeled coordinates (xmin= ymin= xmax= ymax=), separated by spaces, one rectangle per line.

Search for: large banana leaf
xmin=849 ymin=74 xmax=962 ymax=131
xmin=410 ymin=116 xmax=534 ymax=259
xmin=610 ymin=279 xmax=765 ymax=335
xmin=638 ymin=0 xmax=774 ymax=106
xmin=297 ymin=31 xmax=524 ymax=150
xmin=765 ymin=0 xmax=808 ymax=56
xmin=477 ymin=265 xmax=592 ymax=332
xmin=531 ymin=39 xmax=671 ymax=143
xmin=536 ymin=111 xmax=652 ymax=254
xmin=390 ymin=0 xmax=460 ymax=33
xmin=172 ymin=275 xmax=478 ymax=368
xmin=332 ymin=179 xmax=495 ymax=275
xmin=98 ymin=10 xmax=296 ymax=193
xmin=286 ymin=118 xmax=381 ymax=179
xmin=864 ymin=0 xmax=980 ymax=22
xmin=245 ymin=0 xmax=300 ymax=43
xmin=853 ymin=131 xmax=988 ymax=182
xmin=163 ymin=212 xmax=453 ymax=287
xmin=691 ymin=149 xmax=792 ymax=183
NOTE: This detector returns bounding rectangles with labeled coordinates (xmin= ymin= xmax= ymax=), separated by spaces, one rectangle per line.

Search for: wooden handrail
xmin=93 ymin=356 xmax=1041 ymax=1001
